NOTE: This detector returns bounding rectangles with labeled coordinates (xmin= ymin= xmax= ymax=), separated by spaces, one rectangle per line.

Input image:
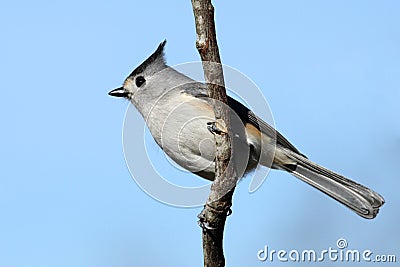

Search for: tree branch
xmin=191 ymin=1 xmax=238 ymax=266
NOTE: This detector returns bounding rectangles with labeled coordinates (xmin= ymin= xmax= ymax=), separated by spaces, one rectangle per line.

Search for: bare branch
xmin=191 ymin=1 xmax=238 ymax=266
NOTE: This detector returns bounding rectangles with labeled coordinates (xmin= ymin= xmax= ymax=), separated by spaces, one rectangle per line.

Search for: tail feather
xmin=283 ymin=149 xmax=384 ymax=219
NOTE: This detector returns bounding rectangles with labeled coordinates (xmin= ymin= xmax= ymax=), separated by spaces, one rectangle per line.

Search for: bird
xmin=109 ymin=40 xmax=384 ymax=219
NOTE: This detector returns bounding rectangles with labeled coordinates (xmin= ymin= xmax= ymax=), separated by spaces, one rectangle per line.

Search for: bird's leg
xmin=207 ymin=120 xmax=227 ymax=135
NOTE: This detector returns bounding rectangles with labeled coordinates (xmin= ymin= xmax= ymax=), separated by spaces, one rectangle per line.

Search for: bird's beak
xmin=108 ymin=87 xmax=128 ymax=98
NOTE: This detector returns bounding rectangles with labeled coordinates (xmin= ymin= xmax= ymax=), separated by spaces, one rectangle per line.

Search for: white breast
xmin=145 ymin=92 xmax=217 ymax=174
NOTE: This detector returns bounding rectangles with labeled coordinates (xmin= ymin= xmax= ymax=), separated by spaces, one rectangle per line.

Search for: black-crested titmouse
xmin=109 ymin=41 xmax=384 ymax=219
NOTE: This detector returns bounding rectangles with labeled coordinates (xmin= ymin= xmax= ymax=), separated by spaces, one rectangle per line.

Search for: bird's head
xmin=108 ymin=40 xmax=168 ymax=101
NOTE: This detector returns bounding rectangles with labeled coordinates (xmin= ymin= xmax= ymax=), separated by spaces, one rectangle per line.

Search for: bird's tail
xmin=281 ymin=149 xmax=385 ymax=219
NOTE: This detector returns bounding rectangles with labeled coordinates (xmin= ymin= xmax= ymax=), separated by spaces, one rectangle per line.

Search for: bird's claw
xmin=207 ymin=120 xmax=227 ymax=135
xmin=198 ymin=220 xmax=217 ymax=231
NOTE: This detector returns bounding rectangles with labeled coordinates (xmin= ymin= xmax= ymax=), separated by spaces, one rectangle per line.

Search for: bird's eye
xmin=135 ymin=76 xmax=146 ymax=87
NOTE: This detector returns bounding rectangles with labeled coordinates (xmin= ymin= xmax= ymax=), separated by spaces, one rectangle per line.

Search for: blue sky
xmin=1 ymin=1 xmax=399 ymax=266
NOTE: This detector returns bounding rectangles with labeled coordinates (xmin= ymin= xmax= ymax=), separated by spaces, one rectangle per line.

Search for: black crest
xmin=128 ymin=40 xmax=167 ymax=78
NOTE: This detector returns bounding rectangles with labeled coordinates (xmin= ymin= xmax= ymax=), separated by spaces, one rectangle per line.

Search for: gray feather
xmin=281 ymin=148 xmax=384 ymax=219
xmin=128 ymin=40 xmax=167 ymax=78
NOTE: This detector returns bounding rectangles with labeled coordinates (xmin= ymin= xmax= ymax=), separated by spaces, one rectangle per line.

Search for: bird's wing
xmin=226 ymin=96 xmax=306 ymax=157
xmin=181 ymin=83 xmax=304 ymax=156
